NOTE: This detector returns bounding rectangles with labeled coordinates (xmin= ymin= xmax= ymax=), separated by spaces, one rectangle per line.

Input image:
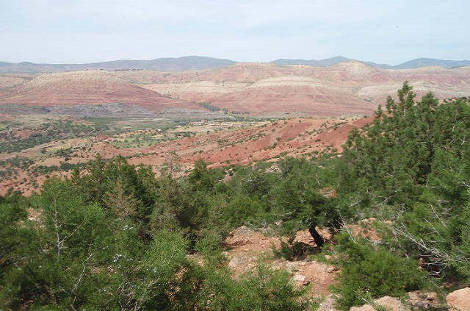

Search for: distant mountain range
xmin=272 ymin=57 xmax=470 ymax=69
xmin=1 ymin=56 xmax=469 ymax=73
xmin=272 ymin=56 xmax=354 ymax=67
xmin=390 ymin=58 xmax=470 ymax=69
xmin=0 ymin=56 xmax=235 ymax=74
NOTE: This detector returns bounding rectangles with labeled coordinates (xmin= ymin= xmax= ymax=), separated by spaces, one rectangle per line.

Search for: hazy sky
xmin=1 ymin=0 xmax=469 ymax=64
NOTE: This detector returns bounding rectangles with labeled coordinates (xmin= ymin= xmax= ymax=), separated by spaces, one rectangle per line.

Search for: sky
xmin=0 ymin=0 xmax=469 ymax=65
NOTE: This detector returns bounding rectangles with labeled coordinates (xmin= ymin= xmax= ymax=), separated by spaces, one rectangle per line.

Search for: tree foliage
xmin=340 ymin=83 xmax=470 ymax=282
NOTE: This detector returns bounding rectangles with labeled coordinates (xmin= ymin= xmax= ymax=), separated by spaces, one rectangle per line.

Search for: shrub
xmin=332 ymin=232 xmax=427 ymax=310
xmin=197 ymin=264 xmax=310 ymax=311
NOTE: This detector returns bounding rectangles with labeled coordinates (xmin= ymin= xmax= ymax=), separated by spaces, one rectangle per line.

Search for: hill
xmin=136 ymin=61 xmax=470 ymax=116
xmin=0 ymin=70 xmax=197 ymax=112
xmin=1 ymin=62 xmax=469 ymax=118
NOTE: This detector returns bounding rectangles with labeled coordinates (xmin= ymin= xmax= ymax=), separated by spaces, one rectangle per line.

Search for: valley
xmin=1 ymin=60 xmax=469 ymax=195
xmin=3 ymin=0 xmax=470 ymax=309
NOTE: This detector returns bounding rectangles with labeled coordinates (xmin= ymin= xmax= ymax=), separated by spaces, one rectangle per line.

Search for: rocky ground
xmin=224 ymin=225 xmax=469 ymax=311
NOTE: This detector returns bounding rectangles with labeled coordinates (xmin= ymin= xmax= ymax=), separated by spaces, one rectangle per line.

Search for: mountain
xmin=393 ymin=58 xmax=470 ymax=69
xmin=83 ymin=56 xmax=236 ymax=71
xmin=361 ymin=61 xmax=394 ymax=69
xmin=272 ymin=56 xmax=351 ymax=67
xmin=272 ymin=57 xmax=470 ymax=69
xmin=2 ymin=56 xmax=470 ymax=73
xmin=273 ymin=56 xmax=394 ymax=68
xmin=0 ymin=56 xmax=236 ymax=73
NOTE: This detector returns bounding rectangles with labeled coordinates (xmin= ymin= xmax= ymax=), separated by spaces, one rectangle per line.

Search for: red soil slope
xmin=0 ymin=117 xmax=372 ymax=195
xmin=1 ymin=62 xmax=469 ymax=116
xmin=0 ymin=70 xmax=194 ymax=111
xmin=136 ymin=62 xmax=470 ymax=115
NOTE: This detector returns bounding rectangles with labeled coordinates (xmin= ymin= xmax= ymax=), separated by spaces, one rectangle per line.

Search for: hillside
xmin=0 ymin=116 xmax=368 ymax=195
xmin=1 ymin=62 xmax=469 ymax=118
xmin=136 ymin=61 xmax=470 ymax=116
xmin=0 ymin=70 xmax=197 ymax=112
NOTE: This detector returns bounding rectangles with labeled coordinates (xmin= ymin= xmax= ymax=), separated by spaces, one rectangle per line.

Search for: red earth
xmin=1 ymin=62 xmax=469 ymax=116
xmin=0 ymin=116 xmax=372 ymax=196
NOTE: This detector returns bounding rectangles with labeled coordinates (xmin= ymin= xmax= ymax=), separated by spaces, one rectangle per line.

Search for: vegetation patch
xmin=0 ymin=84 xmax=469 ymax=310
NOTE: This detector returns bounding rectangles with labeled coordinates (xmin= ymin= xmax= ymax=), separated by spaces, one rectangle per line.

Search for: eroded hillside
xmin=0 ymin=116 xmax=369 ymax=195
xmin=1 ymin=62 xmax=469 ymax=118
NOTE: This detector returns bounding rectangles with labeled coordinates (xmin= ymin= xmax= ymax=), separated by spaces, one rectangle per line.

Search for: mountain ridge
xmin=272 ymin=57 xmax=470 ymax=69
xmin=0 ymin=56 xmax=235 ymax=74
xmin=1 ymin=55 xmax=470 ymax=74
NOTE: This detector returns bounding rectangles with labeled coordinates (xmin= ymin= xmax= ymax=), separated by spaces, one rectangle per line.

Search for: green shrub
xmin=197 ymin=264 xmax=310 ymax=311
xmin=332 ymin=233 xmax=428 ymax=310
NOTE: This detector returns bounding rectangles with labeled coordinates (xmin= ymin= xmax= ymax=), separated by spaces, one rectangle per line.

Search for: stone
xmin=408 ymin=291 xmax=440 ymax=310
xmin=447 ymin=288 xmax=470 ymax=311
xmin=292 ymin=273 xmax=309 ymax=285
xmin=317 ymin=294 xmax=339 ymax=311
xmin=350 ymin=296 xmax=409 ymax=311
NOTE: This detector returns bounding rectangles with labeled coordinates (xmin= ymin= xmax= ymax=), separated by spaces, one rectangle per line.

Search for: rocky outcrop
xmin=224 ymin=226 xmax=337 ymax=296
xmin=446 ymin=288 xmax=470 ymax=311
